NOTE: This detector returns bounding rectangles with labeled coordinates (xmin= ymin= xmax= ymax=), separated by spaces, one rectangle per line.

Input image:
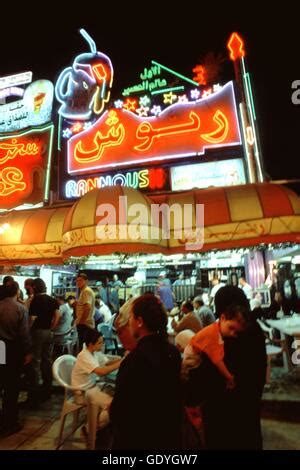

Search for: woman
xmin=109 ymin=294 xmax=183 ymax=450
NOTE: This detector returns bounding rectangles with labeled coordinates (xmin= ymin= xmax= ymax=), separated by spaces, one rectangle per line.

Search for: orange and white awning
xmin=0 ymin=183 xmax=300 ymax=265
xmin=0 ymin=206 xmax=70 ymax=265
xmin=149 ymin=183 xmax=300 ymax=252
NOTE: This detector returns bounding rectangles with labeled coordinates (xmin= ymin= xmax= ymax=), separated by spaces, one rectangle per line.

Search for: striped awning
xmin=0 ymin=206 xmax=70 ymax=265
xmin=62 ymin=186 xmax=167 ymax=258
xmin=1 ymin=183 xmax=300 ymax=265
xmin=149 ymin=183 xmax=300 ymax=252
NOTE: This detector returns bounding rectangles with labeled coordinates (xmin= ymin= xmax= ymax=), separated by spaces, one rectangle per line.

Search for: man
xmin=171 ymin=300 xmax=202 ymax=334
xmin=209 ymin=277 xmax=225 ymax=309
xmin=26 ymin=278 xmax=60 ymax=405
xmin=75 ymin=273 xmax=95 ymax=349
xmin=193 ymin=296 xmax=215 ymax=328
xmin=173 ymin=273 xmax=185 ymax=286
xmin=239 ymin=277 xmax=253 ymax=301
xmin=110 ymin=274 xmax=124 ymax=288
xmin=0 ymin=275 xmax=15 ymax=301
xmin=23 ymin=278 xmax=35 ymax=310
xmin=0 ymin=281 xmax=32 ymax=437
xmin=54 ymin=295 xmax=74 ymax=336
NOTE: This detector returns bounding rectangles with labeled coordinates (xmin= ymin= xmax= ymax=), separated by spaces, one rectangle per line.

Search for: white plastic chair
xmin=51 ymin=326 xmax=79 ymax=357
xmin=52 ymin=355 xmax=96 ymax=449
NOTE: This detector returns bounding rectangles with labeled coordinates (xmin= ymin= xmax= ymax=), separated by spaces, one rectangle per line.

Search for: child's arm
xmin=215 ymin=360 xmax=235 ymax=389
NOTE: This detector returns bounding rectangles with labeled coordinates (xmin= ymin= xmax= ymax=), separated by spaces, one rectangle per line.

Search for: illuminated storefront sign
xmin=0 ymin=71 xmax=32 ymax=90
xmin=122 ymin=60 xmax=199 ymax=97
xmin=0 ymin=80 xmax=54 ymax=133
xmin=67 ymin=81 xmax=241 ymax=175
xmin=64 ymin=167 xmax=169 ymax=198
xmin=0 ymin=124 xmax=54 ymax=210
xmin=171 ymin=158 xmax=246 ymax=191
xmin=55 ymin=29 xmax=113 ymax=120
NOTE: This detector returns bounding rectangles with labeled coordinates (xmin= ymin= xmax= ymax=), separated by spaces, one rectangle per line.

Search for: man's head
xmin=5 ymin=281 xmax=19 ymax=299
xmin=33 ymin=278 xmax=46 ymax=294
xmin=239 ymin=277 xmax=246 ymax=287
xmin=181 ymin=300 xmax=194 ymax=315
xmin=24 ymin=278 xmax=34 ymax=296
xmin=211 ymin=276 xmax=220 ymax=286
xmin=76 ymin=273 xmax=88 ymax=290
xmin=84 ymin=328 xmax=104 ymax=352
xmin=3 ymin=275 xmax=14 ymax=287
xmin=113 ymin=274 xmax=118 ymax=282
xmin=193 ymin=296 xmax=204 ymax=310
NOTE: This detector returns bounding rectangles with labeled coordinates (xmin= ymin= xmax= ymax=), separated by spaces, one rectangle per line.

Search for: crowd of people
xmin=0 ymin=271 xmax=269 ymax=450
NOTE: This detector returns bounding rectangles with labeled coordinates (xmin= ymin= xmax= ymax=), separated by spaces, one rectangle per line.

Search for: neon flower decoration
xmin=227 ymin=32 xmax=245 ymax=61
xmin=55 ymin=29 xmax=113 ymax=120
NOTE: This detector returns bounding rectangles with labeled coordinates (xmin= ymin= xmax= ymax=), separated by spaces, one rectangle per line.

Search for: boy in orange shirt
xmin=183 ymin=304 xmax=246 ymax=389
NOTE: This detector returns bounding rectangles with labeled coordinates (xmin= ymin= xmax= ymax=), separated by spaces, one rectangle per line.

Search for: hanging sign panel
xmin=67 ymin=81 xmax=241 ymax=175
xmin=0 ymin=80 xmax=54 ymax=133
xmin=0 ymin=124 xmax=54 ymax=210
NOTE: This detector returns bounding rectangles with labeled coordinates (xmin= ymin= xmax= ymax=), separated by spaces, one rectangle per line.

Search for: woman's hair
xmin=222 ymin=303 xmax=248 ymax=324
xmin=132 ymin=294 xmax=168 ymax=338
xmin=33 ymin=278 xmax=46 ymax=294
xmin=84 ymin=328 xmax=103 ymax=346
xmin=215 ymin=285 xmax=249 ymax=317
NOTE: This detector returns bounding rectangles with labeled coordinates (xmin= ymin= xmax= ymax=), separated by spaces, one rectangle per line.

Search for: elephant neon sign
xmin=55 ymin=29 xmax=114 ymax=120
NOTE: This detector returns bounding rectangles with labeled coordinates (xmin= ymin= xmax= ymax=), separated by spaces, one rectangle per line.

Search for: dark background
xmin=1 ymin=4 xmax=299 ymax=181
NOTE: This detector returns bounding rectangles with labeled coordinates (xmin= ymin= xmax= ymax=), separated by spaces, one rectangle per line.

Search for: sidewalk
xmin=0 ymin=366 xmax=299 ymax=450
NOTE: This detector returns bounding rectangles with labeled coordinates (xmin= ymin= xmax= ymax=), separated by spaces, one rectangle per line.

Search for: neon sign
xmin=64 ymin=167 xmax=169 ymax=198
xmin=227 ymin=32 xmax=245 ymax=61
xmin=67 ymin=81 xmax=241 ymax=175
xmin=0 ymin=80 xmax=54 ymax=133
xmin=0 ymin=124 xmax=54 ymax=210
xmin=55 ymin=29 xmax=113 ymax=120
xmin=122 ymin=60 xmax=199 ymax=97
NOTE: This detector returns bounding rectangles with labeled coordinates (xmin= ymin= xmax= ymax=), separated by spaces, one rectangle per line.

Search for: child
xmin=182 ymin=304 xmax=247 ymax=389
xmin=72 ymin=328 xmax=122 ymax=428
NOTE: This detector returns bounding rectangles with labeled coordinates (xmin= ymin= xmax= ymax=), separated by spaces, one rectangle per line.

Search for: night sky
xmin=1 ymin=5 xmax=299 ymax=181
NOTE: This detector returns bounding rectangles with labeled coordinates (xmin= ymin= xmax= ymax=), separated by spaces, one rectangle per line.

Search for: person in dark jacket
xmin=109 ymin=294 xmax=183 ymax=450
xmin=0 ymin=282 xmax=32 ymax=437
xmin=191 ymin=286 xmax=266 ymax=450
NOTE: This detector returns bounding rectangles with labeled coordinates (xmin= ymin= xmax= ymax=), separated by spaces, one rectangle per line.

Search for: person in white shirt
xmin=209 ymin=277 xmax=225 ymax=309
xmin=95 ymin=296 xmax=112 ymax=323
xmin=71 ymin=328 xmax=122 ymax=427
xmin=239 ymin=277 xmax=253 ymax=301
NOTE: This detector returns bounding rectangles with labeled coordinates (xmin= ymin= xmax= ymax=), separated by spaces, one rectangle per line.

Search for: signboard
xmin=0 ymin=124 xmax=54 ymax=210
xmin=67 ymin=81 xmax=241 ymax=175
xmin=0 ymin=71 xmax=32 ymax=90
xmin=0 ymin=80 xmax=54 ymax=133
xmin=122 ymin=60 xmax=198 ymax=97
xmin=64 ymin=167 xmax=170 ymax=199
xmin=171 ymin=158 xmax=246 ymax=191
